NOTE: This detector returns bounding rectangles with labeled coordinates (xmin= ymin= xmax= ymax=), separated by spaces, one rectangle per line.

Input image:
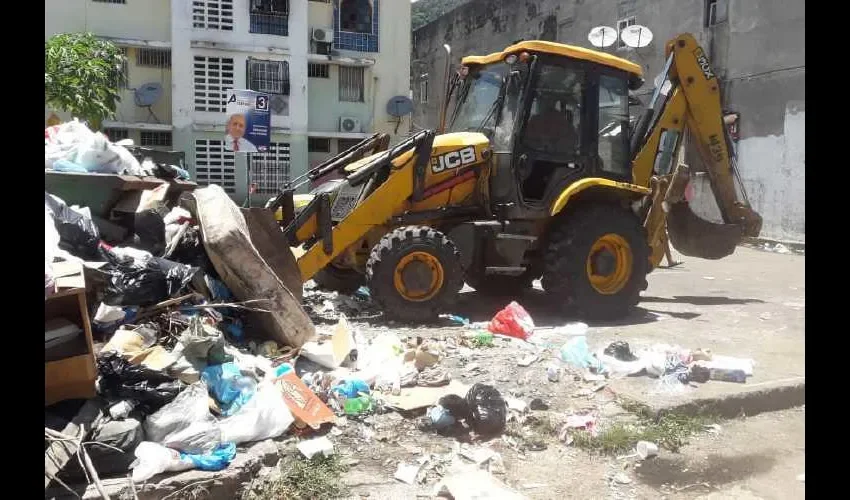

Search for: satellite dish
xmin=621 ymin=25 xmax=653 ymax=48
xmin=134 ymin=82 xmax=163 ymax=107
xmin=588 ymin=26 xmax=617 ymax=48
xmin=386 ymin=96 xmax=413 ymax=117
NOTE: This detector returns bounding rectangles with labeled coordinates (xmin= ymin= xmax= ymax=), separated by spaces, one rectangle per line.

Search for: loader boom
xmin=632 ymin=34 xmax=763 ymax=265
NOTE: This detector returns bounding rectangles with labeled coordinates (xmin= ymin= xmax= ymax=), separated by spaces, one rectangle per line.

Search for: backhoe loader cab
xmin=271 ymin=34 xmax=762 ymax=322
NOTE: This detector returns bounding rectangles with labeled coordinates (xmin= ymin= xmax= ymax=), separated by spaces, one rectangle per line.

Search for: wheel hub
xmin=590 ymin=249 xmax=617 ymax=277
xmin=400 ymin=259 xmax=434 ymax=294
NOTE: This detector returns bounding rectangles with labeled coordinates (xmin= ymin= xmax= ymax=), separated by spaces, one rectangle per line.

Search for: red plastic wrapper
xmin=488 ymin=301 xmax=535 ymax=340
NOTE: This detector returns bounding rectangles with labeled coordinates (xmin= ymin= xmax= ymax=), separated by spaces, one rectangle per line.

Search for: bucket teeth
xmin=666 ymin=201 xmax=743 ymax=260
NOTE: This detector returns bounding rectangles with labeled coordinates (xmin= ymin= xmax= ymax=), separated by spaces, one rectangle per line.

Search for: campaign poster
xmin=224 ymin=89 xmax=270 ymax=153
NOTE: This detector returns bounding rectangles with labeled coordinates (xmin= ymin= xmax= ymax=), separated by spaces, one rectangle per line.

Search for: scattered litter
xmin=604 ymin=341 xmax=638 ymax=361
xmin=380 ymin=380 xmax=469 ymax=411
xmin=613 ymin=472 xmax=632 ymax=485
xmin=394 ymin=462 xmax=422 ymax=484
xmin=546 ymin=364 xmax=561 ymax=382
xmin=564 ymin=414 xmax=597 ymax=436
xmin=428 ymin=405 xmax=456 ymax=429
xmin=297 ymin=436 xmax=335 ymax=459
xmin=560 ymin=336 xmax=605 ymax=373
xmin=505 ymin=397 xmax=528 ymax=413
xmin=529 ymin=398 xmax=549 ymax=411
xmin=636 ymin=441 xmax=659 ymax=459
xmin=517 ymin=354 xmax=539 ymax=367
xmin=300 ymin=315 xmax=355 ymax=369
xmin=434 ymin=469 xmax=526 ymax=500
xmin=274 ymin=371 xmax=336 ymax=429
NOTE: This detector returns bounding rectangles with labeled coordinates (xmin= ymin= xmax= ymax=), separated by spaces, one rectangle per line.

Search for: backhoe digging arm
xmin=633 ymin=34 xmax=763 ymax=267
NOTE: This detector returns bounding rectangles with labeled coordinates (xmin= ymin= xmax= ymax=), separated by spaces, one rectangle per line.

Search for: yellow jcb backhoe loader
xmin=267 ymin=33 xmax=762 ymax=322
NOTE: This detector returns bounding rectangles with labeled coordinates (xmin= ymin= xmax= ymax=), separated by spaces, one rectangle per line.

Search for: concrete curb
xmin=616 ymin=380 xmax=805 ymax=421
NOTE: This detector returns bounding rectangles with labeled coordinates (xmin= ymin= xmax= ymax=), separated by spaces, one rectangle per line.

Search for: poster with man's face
xmin=224 ymin=89 xmax=270 ymax=153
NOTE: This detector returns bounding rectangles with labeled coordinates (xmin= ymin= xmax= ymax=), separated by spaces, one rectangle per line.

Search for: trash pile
xmin=44 ymin=119 xmax=319 ymax=490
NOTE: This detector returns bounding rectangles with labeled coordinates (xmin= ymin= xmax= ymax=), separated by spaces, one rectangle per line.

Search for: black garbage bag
xmin=465 ymin=383 xmax=507 ymax=435
xmin=45 ymin=192 xmax=101 ymax=259
xmin=130 ymin=209 xmax=167 ymax=256
xmin=96 ymin=352 xmax=183 ymax=414
xmin=57 ymin=416 xmax=145 ymax=482
xmin=99 ymin=246 xmax=199 ymax=307
xmin=604 ymin=341 xmax=638 ymax=362
xmin=438 ymin=394 xmax=471 ymax=422
xmin=169 ymin=225 xmax=218 ymax=277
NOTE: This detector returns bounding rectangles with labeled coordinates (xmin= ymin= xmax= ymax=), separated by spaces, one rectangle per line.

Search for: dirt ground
xmin=292 ymin=245 xmax=805 ymax=500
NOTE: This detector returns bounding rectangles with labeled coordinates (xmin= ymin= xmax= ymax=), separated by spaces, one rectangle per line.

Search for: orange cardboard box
xmin=273 ymin=371 xmax=336 ymax=429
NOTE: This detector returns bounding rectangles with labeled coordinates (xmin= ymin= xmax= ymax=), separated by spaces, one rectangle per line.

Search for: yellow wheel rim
xmin=393 ymin=251 xmax=445 ymax=302
xmin=586 ymin=234 xmax=633 ymax=295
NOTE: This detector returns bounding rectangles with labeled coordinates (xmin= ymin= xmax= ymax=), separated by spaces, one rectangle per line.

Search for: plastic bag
xmin=45 ymin=207 xmax=60 ymax=295
xmin=180 ymin=317 xmax=231 ymax=366
xmin=131 ymin=442 xmax=194 ymax=483
xmin=96 ymin=352 xmax=183 ymax=413
xmin=201 ymin=362 xmax=257 ymax=417
xmin=488 ymin=301 xmax=535 ymax=340
xmin=219 ymin=381 xmax=294 ymax=444
xmin=559 ymin=336 xmax=605 ymax=373
xmin=183 ymin=442 xmax=236 ymax=472
xmin=144 ymin=382 xmax=221 ymax=454
xmin=45 ymin=119 xmax=94 ymax=170
xmin=331 ymin=378 xmax=370 ymax=399
xmin=465 ymin=383 xmax=507 ymax=435
xmin=130 ymin=209 xmax=167 ymax=256
xmin=45 ymin=193 xmax=101 ymax=259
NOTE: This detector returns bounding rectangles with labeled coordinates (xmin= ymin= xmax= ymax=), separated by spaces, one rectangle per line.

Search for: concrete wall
xmin=411 ymin=0 xmax=805 ymax=243
xmin=45 ymin=0 xmax=171 ymax=42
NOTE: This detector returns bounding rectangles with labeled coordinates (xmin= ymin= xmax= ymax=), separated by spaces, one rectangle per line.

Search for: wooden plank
xmin=45 ymin=354 xmax=97 ymax=406
xmin=44 ymin=399 xmax=103 ymax=489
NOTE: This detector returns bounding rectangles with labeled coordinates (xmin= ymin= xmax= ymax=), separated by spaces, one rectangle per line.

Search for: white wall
xmin=45 ymin=0 xmax=171 ymax=42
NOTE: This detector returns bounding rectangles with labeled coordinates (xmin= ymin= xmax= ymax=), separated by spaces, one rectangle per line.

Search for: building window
xmin=308 ymin=63 xmax=330 ymax=78
xmin=616 ymin=16 xmax=636 ymax=49
xmin=250 ymin=0 xmax=289 ymax=36
xmin=117 ymin=47 xmax=129 ymax=89
xmin=140 ymin=131 xmax=173 ymax=148
xmin=419 ymin=79 xmax=428 ymax=104
xmin=248 ymin=59 xmax=290 ymax=96
xmin=136 ymin=48 xmax=172 ymax=69
xmin=250 ymin=142 xmax=291 ymax=194
xmin=193 ymin=0 xmax=234 ymax=31
xmin=195 ymin=139 xmax=236 ymax=194
xmin=193 ymin=56 xmax=235 ymax=112
xmin=308 ymin=137 xmax=331 ymax=153
xmin=705 ymin=0 xmax=728 ymax=27
xmin=92 ymin=0 xmax=126 ymax=4
xmin=338 ymin=138 xmax=361 ymax=152
xmin=104 ymin=128 xmax=129 ymax=142
xmin=339 ymin=66 xmax=365 ymax=102
xmin=334 ymin=0 xmax=379 ymax=52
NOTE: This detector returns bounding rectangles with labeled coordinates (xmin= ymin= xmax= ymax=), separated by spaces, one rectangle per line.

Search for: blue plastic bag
xmin=331 ymin=378 xmax=370 ymax=399
xmin=201 ymin=363 xmax=256 ymax=416
xmin=559 ymin=336 xmax=606 ymax=373
xmin=181 ymin=442 xmax=236 ymax=472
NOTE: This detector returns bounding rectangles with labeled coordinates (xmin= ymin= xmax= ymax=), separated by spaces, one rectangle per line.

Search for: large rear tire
xmin=542 ymin=204 xmax=649 ymax=319
xmin=366 ymin=226 xmax=464 ymax=322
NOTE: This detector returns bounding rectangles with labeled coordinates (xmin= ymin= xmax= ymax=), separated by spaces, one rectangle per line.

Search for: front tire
xmin=366 ymin=226 xmax=464 ymax=322
xmin=542 ymin=204 xmax=649 ymax=319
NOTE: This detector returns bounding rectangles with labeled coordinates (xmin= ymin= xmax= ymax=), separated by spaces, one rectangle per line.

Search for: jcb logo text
xmin=431 ymin=146 xmax=476 ymax=173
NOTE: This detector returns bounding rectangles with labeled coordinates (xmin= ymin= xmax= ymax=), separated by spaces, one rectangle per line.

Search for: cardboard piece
xmin=274 ymin=371 xmax=336 ymax=429
xmin=378 ymin=380 xmax=469 ymax=411
xmin=300 ymin=316 xmax=354 ymax=369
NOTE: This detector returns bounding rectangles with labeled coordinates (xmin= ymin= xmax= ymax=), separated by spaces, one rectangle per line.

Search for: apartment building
xmin=45 ymin=0 xmax=412 ymax=204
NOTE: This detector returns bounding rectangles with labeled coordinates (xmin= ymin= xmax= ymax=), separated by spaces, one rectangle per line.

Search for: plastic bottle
xmin=344 ymin=395 xmax=374 ymax=415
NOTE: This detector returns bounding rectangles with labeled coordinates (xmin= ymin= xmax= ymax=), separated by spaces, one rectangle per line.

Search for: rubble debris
xmin=517 ymin=353 xmax=539 ymax=367
xmin=434 ymin=469 xmax=526 ymax=500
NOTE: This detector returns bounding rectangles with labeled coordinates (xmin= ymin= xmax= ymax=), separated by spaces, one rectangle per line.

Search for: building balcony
xmin=250 ymin=11 xmax=289 ymax=36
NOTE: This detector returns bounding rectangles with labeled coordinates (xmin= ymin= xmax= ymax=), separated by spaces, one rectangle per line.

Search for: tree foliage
xmin=45 ymin=32 xmax=125 ymax=129
xmin=412 ymin=0 xmax=469 ymax=30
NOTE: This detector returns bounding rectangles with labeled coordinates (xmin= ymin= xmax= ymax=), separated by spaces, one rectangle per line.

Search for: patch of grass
xmin=243 ymin=455 xmax=349 ymax=500
xmin=571 ymin=413 xmax=713 ymax=455
xmin=505 ymin=414 xmax=558 ymax=450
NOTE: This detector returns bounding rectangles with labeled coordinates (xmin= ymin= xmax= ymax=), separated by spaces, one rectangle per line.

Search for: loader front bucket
xmin=666 ymin=201 xmax=743 ymax=260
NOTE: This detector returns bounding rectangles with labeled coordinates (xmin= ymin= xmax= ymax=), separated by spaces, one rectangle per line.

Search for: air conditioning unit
xmin=312 ymin=27 xmax=334 ymax=44
xmin=339 ymin=116 xmax=361 ymax=133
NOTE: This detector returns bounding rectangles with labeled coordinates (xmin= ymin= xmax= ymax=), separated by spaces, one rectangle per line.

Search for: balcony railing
xmin=250 ymin=11 xmax=289 ymax=36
